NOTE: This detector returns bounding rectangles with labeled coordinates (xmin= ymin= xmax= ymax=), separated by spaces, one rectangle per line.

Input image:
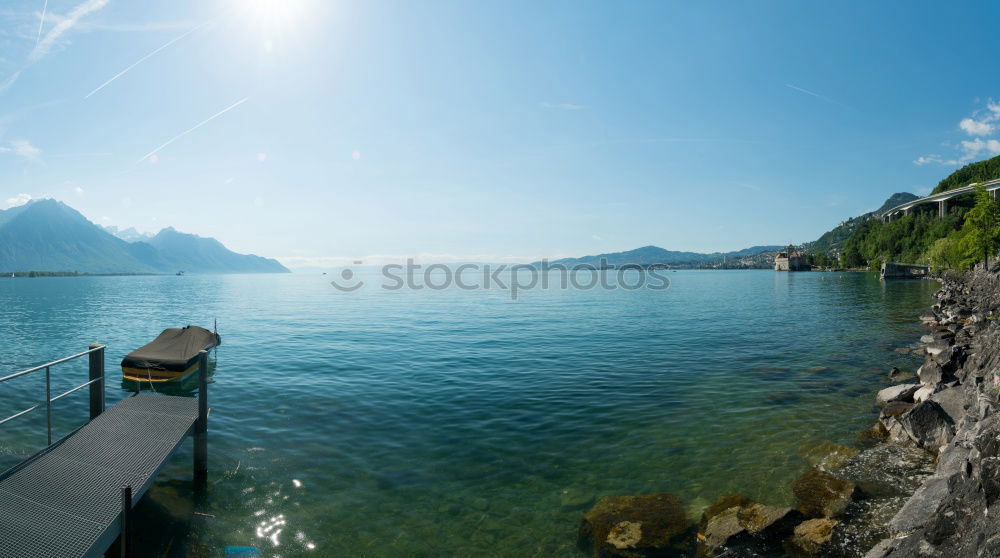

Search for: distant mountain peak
xmin=873 ymin=192 xmax=919 ymax=215
xmin=0 ymin=199 xmax=289 ymax=274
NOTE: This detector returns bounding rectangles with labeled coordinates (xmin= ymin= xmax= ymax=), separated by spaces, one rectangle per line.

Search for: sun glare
xmin=238 ymin=0 xmax=310 ymax=35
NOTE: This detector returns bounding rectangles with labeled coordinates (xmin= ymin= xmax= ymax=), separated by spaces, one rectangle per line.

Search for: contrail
xmin=136 ymin=97 xmax=249 ymax=164
xmin=785 ymin=83 xmax=849 ymax=108
xmin=35 ymin=0 xmax=49 ymax=45
xmin=86 ymin=20 xmax=210 ymax=99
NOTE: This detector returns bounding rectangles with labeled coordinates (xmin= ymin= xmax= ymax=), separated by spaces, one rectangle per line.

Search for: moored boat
xmin=122 ymin=325 xmax=221 ymax=383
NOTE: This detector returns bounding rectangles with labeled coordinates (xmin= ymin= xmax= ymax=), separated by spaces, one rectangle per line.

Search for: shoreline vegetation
xmin=576 ymin=268 xmax=1000 ymax=557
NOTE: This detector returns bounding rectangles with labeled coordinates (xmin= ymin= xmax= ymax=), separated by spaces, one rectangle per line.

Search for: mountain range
xmin=0 ymin=199 xmax=288 ymax=274
xmin=540 ymin=244 xmax=785 ymax=268
xmin=541 ymin=192 xmax=922 ymax=268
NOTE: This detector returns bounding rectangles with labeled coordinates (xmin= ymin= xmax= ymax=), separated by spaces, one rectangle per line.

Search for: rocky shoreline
xmin=577 ymin=269 xmax=1000 ymax=557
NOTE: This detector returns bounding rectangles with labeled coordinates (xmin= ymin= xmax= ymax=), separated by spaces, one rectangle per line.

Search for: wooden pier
xmin=0 ymin=346 xmax=208 ymax=558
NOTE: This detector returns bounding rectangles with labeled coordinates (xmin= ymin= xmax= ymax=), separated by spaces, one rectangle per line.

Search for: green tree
xmin=958 ymin=184 xmax=1000 ymax=268
xmin=924 ymin=231 xmax=966 ymax=272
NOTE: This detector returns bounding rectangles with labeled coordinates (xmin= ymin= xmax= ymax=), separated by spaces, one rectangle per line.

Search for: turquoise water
xmin=0 ymin=270 xmax=936 ymax=556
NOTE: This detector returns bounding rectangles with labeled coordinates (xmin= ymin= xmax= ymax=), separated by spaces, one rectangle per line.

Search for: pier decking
xmin=0 ymin=346 xmax=208 ymax=558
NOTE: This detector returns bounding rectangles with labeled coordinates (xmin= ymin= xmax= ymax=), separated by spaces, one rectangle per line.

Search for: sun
xmin=238 ymin=0 xmax=310 ymax=34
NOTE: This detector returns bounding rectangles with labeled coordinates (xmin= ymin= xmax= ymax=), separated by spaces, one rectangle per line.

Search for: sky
xmin=2 ymin=1 xmax=1000 ymax=268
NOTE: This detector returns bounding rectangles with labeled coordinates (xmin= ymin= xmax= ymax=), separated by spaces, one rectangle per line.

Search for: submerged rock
xmin=561 ymin=487 xmax=595 ymax=510
xmin=579 ymin=493 xmax=691 ymax=557
xmin=854 ymin=423 xmax=889 ymax=449
xmin=800 ymin=440 xmax=859 ymax=471
xmin=792 ymin=469 xmax=859 ymax=518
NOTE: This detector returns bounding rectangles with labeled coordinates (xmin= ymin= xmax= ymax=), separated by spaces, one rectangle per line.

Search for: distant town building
xmin=774 ymin=244 xmax=809 ymax=271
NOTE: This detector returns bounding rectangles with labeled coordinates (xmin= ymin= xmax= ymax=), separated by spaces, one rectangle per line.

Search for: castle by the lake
xmin=774 ymin=244 xmax=809 ymax=271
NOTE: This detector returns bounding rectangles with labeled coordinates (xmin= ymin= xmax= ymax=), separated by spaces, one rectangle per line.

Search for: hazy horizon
xmin=2 ymin=1 xmax=999 ymax=267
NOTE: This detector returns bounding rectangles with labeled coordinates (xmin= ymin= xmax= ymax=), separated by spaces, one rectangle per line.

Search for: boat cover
xmin=121 ymin=326 xmax=220 ymax=372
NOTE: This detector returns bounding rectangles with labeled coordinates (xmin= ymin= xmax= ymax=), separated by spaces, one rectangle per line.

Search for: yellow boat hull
xmin=122 ymin=362 xmax=199 ymax=383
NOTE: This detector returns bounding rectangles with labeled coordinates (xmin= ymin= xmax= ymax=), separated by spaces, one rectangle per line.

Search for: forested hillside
xmin=932 ymin=154 xmax=1000 ymax=194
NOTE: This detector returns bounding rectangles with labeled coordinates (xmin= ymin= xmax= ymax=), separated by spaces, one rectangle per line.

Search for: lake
xmin=0 ymin=270 xmax=937 ymax=556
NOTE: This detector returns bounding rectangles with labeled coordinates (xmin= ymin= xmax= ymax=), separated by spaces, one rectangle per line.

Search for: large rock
xmin=925 ymin=341 xmax=951 ymax=357
xmin=899 ymin=400 xmax=955 ymax=453
xmin=930 ymin=386 xmax=967 ymax=424
xmin=786 ymin=518 xmax=839 ymax=556
xmin=918 ymin=360 xmax=945 ymax=386
xmin=875 ymin=384 xmax=919 ymax=407
xmin=913 ymin=385 xmax=935 ymax=403
xmin=792 ymin=470 xmax=858 ymax=518
xmin=880 ymin=400 xmax=914 ymax=418
xmin=579 ymin=493 xmax=691 ymax=557
xmin=697 ymin=497 xmax=800 ymax=557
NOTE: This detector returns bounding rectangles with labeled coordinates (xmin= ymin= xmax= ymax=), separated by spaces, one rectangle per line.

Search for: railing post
xmin=194 ymin=350 xmax=208 ymax=492
xmin=120 ymin=485 xmax=132 ymax=558
xmin=44 ymin=366 xmax=51 ymax=445
xmin=88 ymin=344 xmax=105 ymax=420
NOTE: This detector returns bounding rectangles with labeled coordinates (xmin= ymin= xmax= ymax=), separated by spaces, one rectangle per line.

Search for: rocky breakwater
xmin=576 ymin=270 xmax=978 ymax=557
xmin=576 ymin=436 xmax=934 ymax=558
xmin=866 ymin=269 xmax=1000 ymax=557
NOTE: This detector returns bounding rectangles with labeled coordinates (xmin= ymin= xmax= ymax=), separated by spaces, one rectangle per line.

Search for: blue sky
xmin=1 ymin=1 xmax=999 ymax=267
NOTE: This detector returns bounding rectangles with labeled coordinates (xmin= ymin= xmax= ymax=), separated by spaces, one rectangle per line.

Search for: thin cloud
xmin=86 ymin=20 xmax=211 ymax=99
xmin=785 ymin=83 xmax=849 ymax=109
xmin=0 ymin=71 xmax=20 ymax=94
xmin=35 ymin=0 xmax=49 ymax=45
xmin=136 ymin=97 xmax=249 ymax=163
xmin=29 ymin=0 xmax=109 ymax=64
xmin=4 ymin=193 xmax=32 ymax=209
xmin=1 ymin=139 xmax=42 ymax=161
xmin=1 ymin=0 xmax=107 ymax=94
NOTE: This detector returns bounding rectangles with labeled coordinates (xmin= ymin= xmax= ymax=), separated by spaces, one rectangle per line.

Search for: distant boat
xmin=176 ymin=271 xmax=184 ymax=276
xmin=122 ymin=325 xmax=221 ymax=383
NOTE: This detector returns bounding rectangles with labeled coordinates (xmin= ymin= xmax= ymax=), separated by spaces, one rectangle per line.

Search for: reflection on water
xmin=0 ymin=271 xmax=936 ymax=556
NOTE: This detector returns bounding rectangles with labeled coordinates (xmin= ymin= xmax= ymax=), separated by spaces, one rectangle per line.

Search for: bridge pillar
xmin=939 ymin=200 xmax=948 ymax=218
xmin=904 ymin=207 xmax=912 ymax=216
xmin=992 ymin=189 xmax=999 ymax=201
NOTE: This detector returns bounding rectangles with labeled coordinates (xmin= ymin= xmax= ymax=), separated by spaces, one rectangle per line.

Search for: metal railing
xmin=0 ymin=344 xmax=105 ymax=445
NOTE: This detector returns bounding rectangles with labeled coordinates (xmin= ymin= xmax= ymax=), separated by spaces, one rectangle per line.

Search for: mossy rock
xmin=785 ymin=518 xmax=839 ymax=556
xmin=698 ymin=493 xmax=749 ymax=531
xmin=579 ymin=493 xmax=693 ymax=557
xmin=696 ymin=496 xmax=801 ymax=557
